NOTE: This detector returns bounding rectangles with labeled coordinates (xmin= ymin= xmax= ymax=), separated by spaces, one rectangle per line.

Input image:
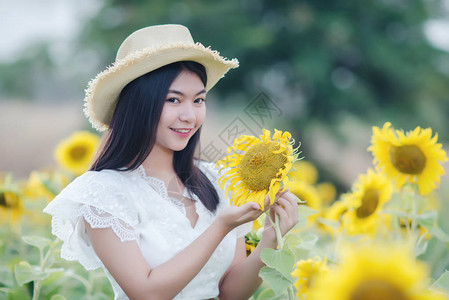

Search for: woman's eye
xmin=166 ymin=98 xmax=180 ymax=104
xmin=194 ymin=98 xmax=205 ymax=104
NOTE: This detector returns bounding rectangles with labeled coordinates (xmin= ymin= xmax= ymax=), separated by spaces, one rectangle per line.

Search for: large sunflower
xmin=368 ymin=122 xmax=448 ymax=195
xmin=216 ymin=129 xmax=300 ymax=210
xmin=55 ymin=131 xmax=100 ymax=175
xmin=307 ymin=244 xmax=446 ymax=300
xmin=341 ymin=169 xmax=393 ymax=236
xmin=291 ymin=256 xmax=330 ymax=299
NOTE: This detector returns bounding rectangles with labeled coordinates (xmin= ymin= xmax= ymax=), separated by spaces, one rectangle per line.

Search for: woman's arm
xmin=85 ymin=201 xmax=263 ymax=300
xmin=218 ymin=190 xmax=299 ymax=300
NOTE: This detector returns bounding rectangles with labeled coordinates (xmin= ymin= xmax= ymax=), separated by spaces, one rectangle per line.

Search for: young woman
xmin=44 ymin=24 xmax=299 ymax=300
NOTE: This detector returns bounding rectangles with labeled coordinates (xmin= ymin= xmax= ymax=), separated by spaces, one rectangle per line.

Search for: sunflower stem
xmin=274 ymin=213 xmax=284 ymax=250
xmin=410 ymin=187 xmax=419 ymax=245
xmin=287 ymin=285 xmax=294 ymax=300
xmin=265 ymin=209 xmax=284 ymax=249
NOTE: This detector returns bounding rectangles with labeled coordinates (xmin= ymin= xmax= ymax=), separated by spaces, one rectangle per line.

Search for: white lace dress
xmin=43 ymin=160 xmax=249 ymax=300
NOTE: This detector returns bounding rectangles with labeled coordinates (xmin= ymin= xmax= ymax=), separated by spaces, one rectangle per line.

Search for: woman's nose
xmin=179 ymin=102 xmax=196 ymax=123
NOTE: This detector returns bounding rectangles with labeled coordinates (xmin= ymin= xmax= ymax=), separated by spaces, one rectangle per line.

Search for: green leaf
xmin=431 ymin=226 xmax=449 ymax=242
xmin=294 ymin=205 xmax=319 ymax=228
xmin=259 ymin=267 xmax=292 ymax=296
xmin=256 ymin=287 xmax=288 ymax=300
xmin=430 ymin=270 xmax=449 ymax=293
xmin=90 ymin=293 xmax=112 ymax=300
xmin=296 ymin=232 xmax=319 ymax=251
xmin=14 ymin=261 xmax=49 ymax=286
xmin=22 ymin=236 xmax=53 ymax=251
xmin=382 ymin=209 xmax=409 ymax=219
xmin=0 ymin=266 xmax=14 ymax=288
xmin=260 ymin=248 xmax=295 ymax=280
xmin=415 ymin=240 xmax=428 ymax=257
xmin=283 ymin=234 xmax=302 ymax=251
xmin=415 ymin=211 xmax=438 ymax=230
xmin=298 ymin=205 xmax=318 ymax=218
xmin=50 ymin=295 xmax=67 ymax=300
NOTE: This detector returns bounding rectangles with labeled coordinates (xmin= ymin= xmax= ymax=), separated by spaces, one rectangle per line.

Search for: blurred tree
xmin=75 ymin=0 xmax=449 ymax=186
xmin=77 ymin=0 xmax=449 ymax=133
xmin=2 ymin=0 xmax=448 ymax=187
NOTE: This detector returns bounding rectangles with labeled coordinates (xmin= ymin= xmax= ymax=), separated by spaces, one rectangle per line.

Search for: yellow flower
xmin=291 ymin=257 xmax=330 ymax=298
xmin=319 ymin=200 xmax=349 ymax=234
xmin=245 ymin=232 xmax=260 ymax=256
xmin=287 ymin=180 xmax=322 ymax=210
xmin=368 ymin=122 xmax=448 ymax=195
xmin=316 ymin=182 xmax=337 ymax=206
xmin=289 ymin=160 xmax=318 ymax=185
xmin=245 ymin=243 xmax=255 ymax=256
xmin=55 ymin=131 xmax=100 ymax=175
xmin=0 ymin=175 xmax=24 ymax=224
xmin=307 ymin=244 xmax=446 ymax=300
xmin=325 ymin=200 xmax=349 ymax=222
xmin=341 ymin=169 xmax=393 ymax=236
xmin=216 ymin=129 xmax=300 ymax=210
xmin=21 ymin=171 xmax=56 ymax=201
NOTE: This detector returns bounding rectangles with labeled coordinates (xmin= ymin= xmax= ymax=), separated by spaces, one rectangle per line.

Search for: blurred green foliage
xmin=79 ymin=0 xmax=449 ymax=137
xmin=1 ymin=0 xmax=448 ymax=187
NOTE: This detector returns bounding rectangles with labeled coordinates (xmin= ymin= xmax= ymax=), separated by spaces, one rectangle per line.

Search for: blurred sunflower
xmin=22 ymin=171 xmax=56 ymax=201
xmin=319 ymin=200 xmax=349 ymax=234
xmin=55 ymin=131 xmax=100 ymax=175
xmin=216 ymin=129 xmax=300 ymax=210
xmin=288 ymin=180 xmax=322 ymax=211
xmin=291 ymin=256 xmax=330 ymax=299
xmin=245 ymin=232 xmax=260 ymax=256
xmin=289 ymin=160 xmax=318 ymax=185
xmin=307 ymin=244 xmax=446 ymax=300
xmin=0 ymin=174 xmax=24 ymax=223
xmin=368 ymin=122 xmax=448 ymax=195
xmin=341 ymin=169 xmax=393 ymax=236
xmin=316 ymin=182 xmax=337 ymax=206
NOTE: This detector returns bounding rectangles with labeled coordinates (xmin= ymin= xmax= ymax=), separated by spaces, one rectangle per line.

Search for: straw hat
xmin=83 ymin=24 xmax=239 ymax=132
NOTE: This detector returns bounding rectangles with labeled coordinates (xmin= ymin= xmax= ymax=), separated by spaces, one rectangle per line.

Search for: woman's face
xmin=154 ymin=70 xmax=206 ymax=153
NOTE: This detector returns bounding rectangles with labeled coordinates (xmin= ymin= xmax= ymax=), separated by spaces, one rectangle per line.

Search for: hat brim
xmin=84 ymin=42 xmax=239 ymax=132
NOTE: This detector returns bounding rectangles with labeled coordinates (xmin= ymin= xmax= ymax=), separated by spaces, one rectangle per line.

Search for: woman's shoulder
xmin=61 ymin=168 xmax=139 ymax=194
xmin=72 ymin=168 xmax=133 ymax=183
xmin=44 ymin=168 xmax=141 ymax=225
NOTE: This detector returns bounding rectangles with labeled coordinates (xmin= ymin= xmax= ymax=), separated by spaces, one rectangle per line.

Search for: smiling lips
xmin=170 ymin=128 xmax=193 ymax=135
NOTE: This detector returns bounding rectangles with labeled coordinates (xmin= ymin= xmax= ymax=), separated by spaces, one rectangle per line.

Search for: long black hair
xmin=90 ymin=61 xmax=219 ymax=212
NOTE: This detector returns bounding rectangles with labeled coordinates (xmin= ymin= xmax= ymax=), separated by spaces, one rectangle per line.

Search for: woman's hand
xmin=217 ymin=202 xmax=265 ymax=232
xmin=262 ymin=189 xmax=299 ymax=241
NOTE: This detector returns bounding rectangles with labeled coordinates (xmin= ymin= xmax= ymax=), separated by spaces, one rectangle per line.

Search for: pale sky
xmin=0 ymin=0 xmax=447 ymax=64
xmin=0 ymin=0 xmax=102 ymax=62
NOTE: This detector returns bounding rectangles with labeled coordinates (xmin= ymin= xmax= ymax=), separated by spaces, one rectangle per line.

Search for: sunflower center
xmin=0 ymin=192 xmax=20 ymax=208
xmin=350 ymin=279 xmax=408 ymax=300
xmin=389 ymin=145 xmax=426 ymax=174
xmin=356 ymin=188 xmax=379 ymax=218
xmin=239 ymin=142 xmax=287 ymax=191
xmin=0 ymin=193 xmax=6 ymax=207
xmin=70 ymin=146 xmax=88 ymax=161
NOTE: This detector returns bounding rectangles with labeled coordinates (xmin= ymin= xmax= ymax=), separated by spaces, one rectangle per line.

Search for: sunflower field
xmin=1 ymin=123 xmax=449 ymax=300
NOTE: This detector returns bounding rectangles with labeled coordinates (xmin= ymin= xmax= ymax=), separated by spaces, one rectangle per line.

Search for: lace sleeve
xmin=43 ymin=170 xmax=140 ymax=270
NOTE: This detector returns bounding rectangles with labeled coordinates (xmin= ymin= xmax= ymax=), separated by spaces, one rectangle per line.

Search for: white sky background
xmin=0 ymin=0 xmax=102 ymax=62
xmin=0 ymin=0 xmax=448 ymax=64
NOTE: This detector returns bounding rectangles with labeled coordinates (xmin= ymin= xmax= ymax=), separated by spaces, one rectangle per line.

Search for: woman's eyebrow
xmin=167 ymin=89 xmax=206 ymax=96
